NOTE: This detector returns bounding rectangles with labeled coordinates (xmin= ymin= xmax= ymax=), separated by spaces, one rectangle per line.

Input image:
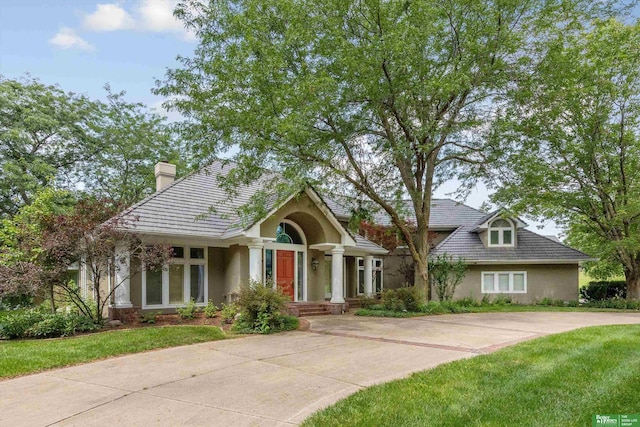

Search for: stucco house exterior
xmin=99 ymin=160 xmax=591 ymax=319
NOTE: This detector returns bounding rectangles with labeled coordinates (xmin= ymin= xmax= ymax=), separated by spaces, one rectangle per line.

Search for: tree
xmin=0 ymin=193 xmax=173 ymax=322
xmin=0 ymin=188 xmax=76 ymax=310
xmin=40 ymin=198 xmax=173 ymax=324
xmin=157 ymin=0 xmax=617 ymax=299
xmin=81 ymin=86 xmax=188 ymax=208
xmin=429 ymin=254 xmax=467 ymax=301
xmin=0 ymin=75 xmax=101 ymax=217
xmin=0 ymin=75 xmax=188 ymax=215
xmin=488 ymin=19 xmax=640 ymax=299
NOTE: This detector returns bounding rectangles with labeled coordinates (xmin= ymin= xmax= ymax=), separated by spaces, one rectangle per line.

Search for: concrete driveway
xmin=2 ymin=312 xmax=640 ymax=426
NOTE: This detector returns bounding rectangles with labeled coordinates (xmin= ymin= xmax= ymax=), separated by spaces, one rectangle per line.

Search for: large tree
xmin=0 ymin=76 xmax=186 ymax=215
xmin=158 ymin=0 xmax=615 ymax=298
xmin=488 ymin=19 xmax=640 ymax=298
xmin=0 ymin=76 xmax=101 ymax=217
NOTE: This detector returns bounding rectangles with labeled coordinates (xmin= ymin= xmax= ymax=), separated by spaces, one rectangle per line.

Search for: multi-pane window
xmin=144 ymin=246 xmax=207 ymax=307
xmin=357 ymin=257 xmax=384 ymax=295
xmin=488 ymin=219 xmax=514 ymax=247
xmin=482 ymin=272 xmax=527 ymax=293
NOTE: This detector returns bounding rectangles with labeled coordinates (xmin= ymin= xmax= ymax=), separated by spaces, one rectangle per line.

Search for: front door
xmin=276 ymin=250 xmax=295 ymax=300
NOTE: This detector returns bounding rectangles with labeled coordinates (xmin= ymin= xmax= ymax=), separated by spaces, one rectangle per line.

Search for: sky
xmin=0 ymin=0 xmax=562 ymax=236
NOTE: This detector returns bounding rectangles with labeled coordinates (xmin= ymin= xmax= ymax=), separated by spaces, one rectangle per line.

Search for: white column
xmin=364 ymin=255 xmax=374 ymax=297
xmin=248 ymin=240 xmax=264 ymax=284
xmin=330 ymin=246 xmax=345 ymax=303
xmin=114 ymin=244 xmax=133 ymax=308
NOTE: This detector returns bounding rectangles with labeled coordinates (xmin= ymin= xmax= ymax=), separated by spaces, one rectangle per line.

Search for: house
xmin=101 ymin=160 xmax=591 ymax=320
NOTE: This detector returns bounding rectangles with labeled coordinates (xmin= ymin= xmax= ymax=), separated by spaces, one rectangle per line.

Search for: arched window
xmin=275 ymin=222 xmax=303 ymax=244
xmin=489 ymin=218 xmax=514 ymax=247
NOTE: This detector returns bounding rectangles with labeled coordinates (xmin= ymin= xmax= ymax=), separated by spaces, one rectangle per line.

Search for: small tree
xmin=41 ymin=198 xmax=173 ymax=324
xmin=429 ymin=254 xmax=467 ymax=301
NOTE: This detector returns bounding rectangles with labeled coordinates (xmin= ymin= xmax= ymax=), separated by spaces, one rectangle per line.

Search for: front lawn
xmin=303 ymin=324 xmax=640 ymax=427
xmin=0 ymin=326 xmax=226 ymax=379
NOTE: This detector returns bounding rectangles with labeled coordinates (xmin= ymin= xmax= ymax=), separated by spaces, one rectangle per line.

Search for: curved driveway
xmin=2 ymin=311 xmax=640 ymax=426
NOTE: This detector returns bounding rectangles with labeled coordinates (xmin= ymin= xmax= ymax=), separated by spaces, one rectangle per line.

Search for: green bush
xmin=234 ymin=281 xmax=290 ymax=334
xmin=537 ymin=297 xmax=553 ymax=306
xmin=580 ymin=281 xmax=627 ymax=301
xmin=203 ymin=300 xmax=218 ymax=318
xmin=456 ymin=296 xmax=481 ymax=307
xmin=0 ymin=308 xmax=98 ymax=340
xmin=177 ymin=299 xmax=198 ymax=319
xmin=221 ymin=302 xmax=238 ymax=324
xmin=583 ymin=298 xmax=640 ymax=310
xmin=140 ymin=311 xmax=159 ymax=324
xmin=395 ymin=287 xmax=421 ymax=312
xmin=493 ymin=294 xmax=513 ymax=306
xmin=359 ymin=295 xmax=377 ymax=309
xmin=381 ymin=289 xmax=406 ymax=312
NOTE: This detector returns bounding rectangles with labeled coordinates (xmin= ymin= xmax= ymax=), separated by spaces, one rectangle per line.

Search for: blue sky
xmin=0 ymin=0 xmax=562 ymax=235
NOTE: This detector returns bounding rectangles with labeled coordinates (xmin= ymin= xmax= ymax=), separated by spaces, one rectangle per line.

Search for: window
xmin=143 ymin=246 xmax=207 ymax=308
xmin=357 ymin=257 xmax=384 ymax=295
xmin=275 ymin=222 xmax=303 ymax=244
xmin=482 ymin=272 xmax=527 ymax=293
xmin=488 ymin=219 xmax=515 ymax=247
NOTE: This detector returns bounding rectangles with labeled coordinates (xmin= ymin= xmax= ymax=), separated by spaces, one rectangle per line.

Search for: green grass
xmin=579 ymin=270 xmax=625 ymax=288
xmin=465 ymin=304 xmax=636 ymax=313
xmin=303 ymin=324 xmax=640 ymax=427
xmin=0 ymin=326 xmax=226 ymax=379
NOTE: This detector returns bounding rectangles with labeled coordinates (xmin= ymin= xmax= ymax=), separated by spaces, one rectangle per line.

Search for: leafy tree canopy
xmin=157 ymin=0 xmax=624 ymax=296
xmin=488 ymin=18 xmax=640 ymax=298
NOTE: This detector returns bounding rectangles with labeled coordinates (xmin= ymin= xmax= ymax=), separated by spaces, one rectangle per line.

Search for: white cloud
xmin=79 ymin=0 xmax=194 ymax=40
xmin=82 ymin=3 xmax=135 ymax=32
xmin=48 ymin=27 xmax=95 ymax=52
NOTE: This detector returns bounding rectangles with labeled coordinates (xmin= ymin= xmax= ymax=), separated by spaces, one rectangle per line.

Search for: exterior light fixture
xmin=311 ymin=258 xmax=319 ymax=271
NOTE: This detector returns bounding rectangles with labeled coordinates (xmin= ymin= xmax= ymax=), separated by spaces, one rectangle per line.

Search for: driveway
xmin=2 ymin=312 xmax=640 ymax=426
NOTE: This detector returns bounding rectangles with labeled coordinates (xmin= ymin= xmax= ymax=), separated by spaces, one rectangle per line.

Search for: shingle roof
xmin=326 ymin=198 xmax=487 ymax=228
xmin=431 ymin=225 xmax=592 ymax=262
xmin=117 ymin=160 xmax=385 ymax=253
xmin=118 ymin=161 xmax=275 ymax=238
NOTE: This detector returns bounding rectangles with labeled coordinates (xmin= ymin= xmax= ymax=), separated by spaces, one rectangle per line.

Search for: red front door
xmin=276 ymin=250 xmax=295 ymax=300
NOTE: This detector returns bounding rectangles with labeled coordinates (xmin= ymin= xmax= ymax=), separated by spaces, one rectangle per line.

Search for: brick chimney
xmin=154 ymin=161 xmax=176 ymax=191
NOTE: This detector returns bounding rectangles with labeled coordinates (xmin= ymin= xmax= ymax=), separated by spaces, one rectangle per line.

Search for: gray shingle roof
xmin=117 ymin=160 xmax=385 ymax=253
xmin=326 ymin=198 xmax=487 ymax=228
xmin=119 ymin=161 xmax=272 ymax=238
xmin=431 ymin=225 xmax=592 ymax=262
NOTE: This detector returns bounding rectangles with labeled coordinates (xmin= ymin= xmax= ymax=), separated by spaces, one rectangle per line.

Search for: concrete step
xmin=298 ymin=310 xmax=331 ymax=316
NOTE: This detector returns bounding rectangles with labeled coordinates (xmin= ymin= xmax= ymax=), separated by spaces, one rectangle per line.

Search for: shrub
xmin=567 ymin=300 xmax=579 ymax=307
xmin=0 ymin=308 xmax=98 ymax=339
xmin=359 ymin=295 xmax=377 ymax=309
xmin=537 ymin=297 xmax=553 ymax=306
xmin=221 ymin=302 xmax=239 ymax=324
xmin=493 ymin=294 xmax=513 ymax=306
xmin=429 ymin=254 xmax=467 ymax=301
xmin=583 ymin=298 xmax=640 ymax=310
xmin=395 ymin=287 xmax=421 ymax=312
xmin=203 ymin=300 xmax=218 ymax=318
xmin=381 ymin=289 xmax=405 ymax=312
xmin=456 ymin=296 xmax=481 ymax=307
xmin=277 ymin=315 xmax=299 ymax=331
xmin=234 ymin=281 xmax=289 ymax=333
xmin=580 ymin=281 xmax=627 ymax=301
xmin=177 ymin=299 xmax=198 ymax=319
xmin=140 ymin=311 xmax=159 ymax=324
xmin=481 ymin=294 xmax=492 ymax=305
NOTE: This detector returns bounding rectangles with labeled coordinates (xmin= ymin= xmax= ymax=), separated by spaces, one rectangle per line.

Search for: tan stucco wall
xmin=306 ymin=249 xmax=326 ymax=301
xmin=441 ymin=264 xmax=579 ymax=304
xmin=225 ymin=245 xmax=249 ymax=298
xmin=208 ymin=247 xmax=227 ymax=305
xmin=130 ymin=258 xmax=142 ymax=308
xmin=260 ymin=194 xmax=341 ymax=244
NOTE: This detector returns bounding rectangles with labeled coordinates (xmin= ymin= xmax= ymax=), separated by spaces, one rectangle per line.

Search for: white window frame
xmin=481 ymin=271 xmax=527 ymax=294
xmin=356 ymin=257 xmax=384 ymax=295
xmin=142 ymin=246 xmax=208 ymax=309
xmin=488 ymin=218 xmax=515 ymax=247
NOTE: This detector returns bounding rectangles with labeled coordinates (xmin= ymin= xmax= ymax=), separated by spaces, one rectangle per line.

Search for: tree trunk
xmin=413 ymin=221 xmax=431 ymax=301
xmin=624 ymin=266 xmax=640 ymax=300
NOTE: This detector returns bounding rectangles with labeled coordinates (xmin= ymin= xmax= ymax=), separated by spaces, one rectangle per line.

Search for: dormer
xmin=471 ymin=209 xmax=527 ymax=248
